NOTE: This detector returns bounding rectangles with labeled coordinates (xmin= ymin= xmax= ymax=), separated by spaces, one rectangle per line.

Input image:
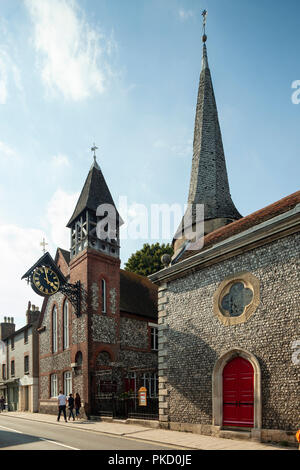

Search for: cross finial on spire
xmin=40 ymin=237 xmax=48 ymax=254
xmin=202 ymin=9 xmax=208 ymax=42
xmin=91 ymin=143 xmax=98 ymax=162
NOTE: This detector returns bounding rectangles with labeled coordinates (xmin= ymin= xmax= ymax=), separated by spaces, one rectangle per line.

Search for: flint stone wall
xmin=91 ymin=315 xmax=116 ymax=344
xmin=120 ymin=317 xmax=149 ymax=349
xmin=159 ymin=233 xmax=299 ymax=434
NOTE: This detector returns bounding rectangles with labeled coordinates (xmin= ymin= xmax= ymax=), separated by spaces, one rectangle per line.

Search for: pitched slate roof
xmin=56 ymin=248 xmax=70 ymax=265
xmin=179 ymin=190 xmax=300 ymax=262
xmin=67 ymin=159 xmax=117 ymax=227
xmin=120 ymin=269 xmax=158 ymax=320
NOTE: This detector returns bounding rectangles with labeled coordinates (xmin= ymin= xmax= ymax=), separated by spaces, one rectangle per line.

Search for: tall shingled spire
xmin=188 ymin=40 xmax=241 ymax=220
xmin=173 ymin=23 xmax=242 ymax=256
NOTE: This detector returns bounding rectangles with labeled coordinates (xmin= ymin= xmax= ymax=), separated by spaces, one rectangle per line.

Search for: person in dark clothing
xmin=74 ymin=393 xmax=81 ymax=420
xmin=68 ymin=393 xmax=75 ymax=421
xmin=0 ymin=396 xmax=5 ymax=412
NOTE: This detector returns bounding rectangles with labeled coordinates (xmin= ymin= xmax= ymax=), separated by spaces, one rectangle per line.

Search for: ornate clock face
xmin=32 ymin=266 xmax=60 ymax=296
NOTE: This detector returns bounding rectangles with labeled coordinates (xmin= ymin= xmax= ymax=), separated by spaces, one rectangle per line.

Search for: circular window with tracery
xmin=213 ymin=272 xmax=260 ymax=326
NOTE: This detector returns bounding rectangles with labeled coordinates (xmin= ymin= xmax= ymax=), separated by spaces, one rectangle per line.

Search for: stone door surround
xmin=212 ymin=348 xmax=262 ymax=440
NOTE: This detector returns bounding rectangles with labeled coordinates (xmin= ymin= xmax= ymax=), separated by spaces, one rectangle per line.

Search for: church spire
xmin=173 ymin=17 xmax=241 ymax=255
xmin=188 ymin=38 xmax=241 ymax=220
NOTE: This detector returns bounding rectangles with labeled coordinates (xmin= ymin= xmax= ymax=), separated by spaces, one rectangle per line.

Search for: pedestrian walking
xmin=75 ymin=393 xmax=81 ymax=420
xmin=57 ymin=391 xmax=67 ymax=423
xmin=0 ymin=396 xmax=5 ymax=412
xmin=67 ymin=393 xmax=75 ymax=421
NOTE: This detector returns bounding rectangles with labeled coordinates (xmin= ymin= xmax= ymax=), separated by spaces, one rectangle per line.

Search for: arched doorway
xmin=212 ymin=348 xmax=262 ymax=434
xmin=223 ymin=356 xmax=254 ymax=428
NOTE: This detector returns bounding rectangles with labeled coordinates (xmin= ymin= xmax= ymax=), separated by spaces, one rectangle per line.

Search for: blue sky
xmin=0 ymin=0 xmax=299 ymax=328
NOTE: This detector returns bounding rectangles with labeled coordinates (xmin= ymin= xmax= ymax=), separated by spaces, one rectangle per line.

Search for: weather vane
xmin=202 ymin=9 xmax=208 ymax=42
xmin=40 ymin=238 xmax=48 ymax=254
xmin=91 ymin=143 xmax=98 ymax=162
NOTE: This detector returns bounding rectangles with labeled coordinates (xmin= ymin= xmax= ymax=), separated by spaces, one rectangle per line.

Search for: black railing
xmin=91 ymin=395 xmax=158 ymax=420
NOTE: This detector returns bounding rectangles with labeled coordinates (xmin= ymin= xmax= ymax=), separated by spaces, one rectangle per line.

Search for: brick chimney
xmin=0 ymin=316 xmax=16 ymax=340
xmin=26 ymin=301 xmax=40 ymax=325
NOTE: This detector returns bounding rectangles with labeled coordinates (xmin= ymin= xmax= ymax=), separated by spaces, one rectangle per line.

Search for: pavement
xmin=0 ymin=411 xmax=295 ymax=450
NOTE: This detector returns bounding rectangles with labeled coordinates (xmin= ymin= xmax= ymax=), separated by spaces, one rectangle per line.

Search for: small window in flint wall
xmin=151 ymin=327 xmax=158 ymax=350
xmin=221 ymin=282 xmax=253 ymax=317
xmin=52 ymin=307 xmax=58 ymax=353
xmin=24 ymin=356 xmax=29 ymax=374
xmin=51 ymin=374 xmax=58 ymax=398
xmin=75 ymin=351 xmax=83 ymax=374
xmin=63 ymin=301 xmax=69 ymax=350
xmin=75 ymin=351 xmax=82 ymax=367
xmin=101 ymin=279 xmax=107 ymax=313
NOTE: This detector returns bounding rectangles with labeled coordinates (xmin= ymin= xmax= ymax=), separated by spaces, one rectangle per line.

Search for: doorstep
xmin=219 ymin=429 xmax=252 ymax=441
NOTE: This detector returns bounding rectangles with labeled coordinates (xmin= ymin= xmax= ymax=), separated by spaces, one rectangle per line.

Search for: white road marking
xmin=0 ymin=425 xmax=23 ymax=434
xmin=0 ymin=423 xmax=79 ymax=449
xmin=39 ymin=438 xmax=80 ymax=450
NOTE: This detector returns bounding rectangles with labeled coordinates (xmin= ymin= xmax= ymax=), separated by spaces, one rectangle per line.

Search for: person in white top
xmin=57 ymin=391 xmax=68 ymax=422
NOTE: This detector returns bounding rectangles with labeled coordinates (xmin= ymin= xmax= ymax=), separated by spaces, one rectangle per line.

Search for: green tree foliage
xmin=124 ymin=243 xmax=173 ymax=277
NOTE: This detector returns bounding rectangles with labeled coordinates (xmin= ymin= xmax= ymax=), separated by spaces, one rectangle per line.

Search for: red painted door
xmin=223 ymin=357 xmax=254 ymax=427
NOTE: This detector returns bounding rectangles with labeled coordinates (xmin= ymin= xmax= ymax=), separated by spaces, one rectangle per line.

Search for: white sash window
xmin=63 ymin=301 xmax=69 ymax=350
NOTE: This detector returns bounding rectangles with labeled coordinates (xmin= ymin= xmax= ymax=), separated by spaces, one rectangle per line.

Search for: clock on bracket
xmin=31 ymin=266 xmax=60 ymax=296
xmin=22 ymin=252 xmax=81 ymax=316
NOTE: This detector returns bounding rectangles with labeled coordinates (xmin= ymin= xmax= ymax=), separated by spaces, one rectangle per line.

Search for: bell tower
xmin=66 ymin=146 xmax=121 ymax=416
xmin=67 ymin=145 xmax=121 ymax=260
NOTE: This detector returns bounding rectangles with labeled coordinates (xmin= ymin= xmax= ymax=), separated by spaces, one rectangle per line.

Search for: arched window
xmin=63 ymin=300 xmax=69 ymax=350
xmin=75 ymin=351 xmax=83 ymax=375
xmin=75 ymin=351 xmax=83 ymax=367
xmin=101 ymin=279 xmax=107 ymax=313
xmin=52 ymin=306 xmax=57 ymax=353
xmin=96 ymin=351 xmax=111 ymax=367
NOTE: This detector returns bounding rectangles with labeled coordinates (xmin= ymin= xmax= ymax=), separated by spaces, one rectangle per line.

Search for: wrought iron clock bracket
xmin=60 ymin=281 xmax=81 ymax=317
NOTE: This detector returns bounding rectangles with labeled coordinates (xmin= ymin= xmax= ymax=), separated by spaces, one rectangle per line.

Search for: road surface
xmin=0 ymin=414 xmax=176 ymax=450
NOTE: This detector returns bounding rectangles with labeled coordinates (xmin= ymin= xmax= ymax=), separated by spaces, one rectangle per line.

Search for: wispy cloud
xmin=0 ymin=49 xmax=23 ymax=104
xmin=153 ymin=138 xmax=192 ymax=158
xmin=0 ymin=187 xmax=79 ymax=328
xmin=0 ymin=52 xmax=8 ymax=104
xmin=0 ymin=17 xmax=24 ymax=105
xmin=178 ymin=9 xmax=194 ymax=21
xmin=0 ymin=220 xmax=46 ymax=328
xmin=0 ymin=141 xmax=21 ymax=164
xmin=25 ymin=0 xmax=116 ymax=101
xmin=51 ymin=153 xmax=70 ymax=168
xmin=46 ymin=189 xmax=79 ymax=248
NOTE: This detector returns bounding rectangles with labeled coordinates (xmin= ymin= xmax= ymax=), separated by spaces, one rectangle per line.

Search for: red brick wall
xmin=69 ymin=248 xmax=120 ymax=415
